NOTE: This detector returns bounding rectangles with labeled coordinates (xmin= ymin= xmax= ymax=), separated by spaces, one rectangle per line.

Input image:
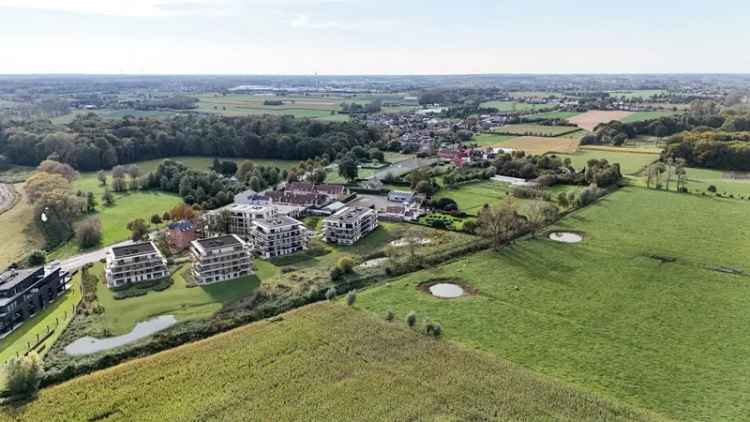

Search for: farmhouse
xmin=322 ymin=206 xmax=378 ymax=245
xmin=105 ymin=242 xmax=168 ymax=289
xmin=189 ymin=234 xmax=253 ymax=285
xmin=251 ymin=216 xmax=309 ymax=259
xmin=0 ymin=264 xmax=68 ymax=336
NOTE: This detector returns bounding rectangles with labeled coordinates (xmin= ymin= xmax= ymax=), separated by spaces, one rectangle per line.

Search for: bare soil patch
xmin=569 ymin=111 xmax=634 ymax=131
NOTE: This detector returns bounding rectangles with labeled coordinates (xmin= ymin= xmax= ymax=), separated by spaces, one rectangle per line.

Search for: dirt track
xmin=0 ymin=183 xmax=19 ymax=215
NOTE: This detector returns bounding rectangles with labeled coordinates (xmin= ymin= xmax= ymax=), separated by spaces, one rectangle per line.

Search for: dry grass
xmin=2 ymin=304 xmax=662 ymax=421
xmin=581 ymin=145 xmax=663 ymax=155
xmin=498 ymin=136 xmax=581 ymax=155
xmin=569 ymin=110 xmax=634 ymax=131
xmin=0 ymin=183 xmax=44 ymax=268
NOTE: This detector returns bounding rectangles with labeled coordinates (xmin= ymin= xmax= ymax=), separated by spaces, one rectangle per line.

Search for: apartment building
xmin=189 ymin=234 xmax=253 ymax=285
xmin=206 ymin=203 xmax=304 ymax=238
xmin=251 ymin=216 xmax=309 ymax=259
xmin=105 ymin=241 xmax=168 ymax=289
xmin=322 ymin=206 xmax=378 ymax=245
xmin=0 ymin=264 xmax=68 ymax=336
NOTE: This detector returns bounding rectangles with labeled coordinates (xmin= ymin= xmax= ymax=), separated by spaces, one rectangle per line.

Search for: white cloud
xmin=0 ymin=0 xmax=236 ymax=16
xmin=290 ymin=14 xmax=347 ymax=30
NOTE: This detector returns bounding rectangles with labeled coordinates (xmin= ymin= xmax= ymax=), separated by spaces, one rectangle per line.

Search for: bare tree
xmin=478 ymin=197 xmax=525 ymax=250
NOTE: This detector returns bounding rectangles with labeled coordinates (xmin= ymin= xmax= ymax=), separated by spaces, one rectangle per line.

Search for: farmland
xmin=632 ymin=166 xmax=750 ymax=197
xmin=608 ymin=90 xmax=666 ymax=100
xmin=552 ymin=148 xmax=659 ymax=175
xmin=475 ymin=135 xmax=581 ymax=155
xmin=433 ymin=180 xmax=580 ymax=215
xmin=479 ymin=100 xmax=553 ymax=112
xmin=3 ymin=304 xmax=659 ymax=422
xmin=359 ymin=187 xmax=750 ymax=421
xmin=621 ymin=111 xmax=679 ymax=123
xmin=493 ymin=123 xmax=582 ymax=137
xmin=0 ymin=184 xmax=44 ymax=269
xmin=568 ymin=110 xmax=634 ymax=131
xmin=523 ymin=111 xmax=582 ymax=121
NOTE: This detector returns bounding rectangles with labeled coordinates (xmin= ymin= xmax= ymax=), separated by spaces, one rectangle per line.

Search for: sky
xmin=0 ymin=0 xmax=749 ymax=75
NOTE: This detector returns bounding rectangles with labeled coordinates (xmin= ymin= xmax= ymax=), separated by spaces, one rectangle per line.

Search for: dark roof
xmin=168 ymin=220 xmax=194 ymax=232
xmin=0 ymin=267 xmax=40 ymax=292
xmin=111 ymin=242 xmax=157 ymax=258
xmin=253 ymin=215 xmax=303 ymax=230
xmin=195 ymin=235 xmax=242 ymax=249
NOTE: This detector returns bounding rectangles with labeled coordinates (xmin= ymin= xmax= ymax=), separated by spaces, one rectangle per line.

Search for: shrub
xmin=325 ymin=287 xmax=337 ymax=301
xmin=707 ymin=185 xmax=717 ymax=193
xmin=346 ymin=291 xmax=357 ymax=306
xmin=150 ymin=214 xmax=163 ymax=225
xmin=76 ymin=217 xmax=102 ymax=249
xmin=385 ymin=309 xmax=395 ymax=322
xmin=6 ymin=352 xmax=44 ymax=398
xmin=28 ymin=249 xmax=47 ymax=266
xmin=406 ymin=311 xmax=417 ymax=327
xmin=462 ymin=220 xmax=478 ymax=234
xmin=337 ymin=257 xmax=355 ymax=274
xmin=330 ymin=267 xmax=344 ymax=281
xmin=432 ymin=323 xmax=443 ymax=337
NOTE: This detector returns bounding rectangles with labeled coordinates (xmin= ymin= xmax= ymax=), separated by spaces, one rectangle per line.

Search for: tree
xmin=86 ymin=191 xmax=97 ymax=213
xmin=76 ymin=217 xmax=102 ymax=249
xmin=5 ymin=352 xmax=44 ymax=399
xmin=112 ymin=176 xmax=127 ymax=193
xmin=526 ymin=201 xmax=549 ymax=238
xmin=151 ymin=214 xmax=163 ymax=225
xmin=337 ymin=257 xmax=354 ymax=274
xmin=102 ymin=189 xmax=115 ymax=207
xmin=325 ymin=287 xmax=337 ymax=301
xmin=557 ymin=192 xmax=570 ymax=208
xmin=310 ymin=168 xmax=327 ymax=184
xmin=338 ymin=159 xmax=358 ymax=183
xmin=162 ymin=211 xmax=171 ymax=222
xmin=96 ymin=170 xmax=107 ymax=186
xmin=37 ymin=159 xmax=78 ymax=181
xmin=406 ymin=311 xmax=417 ymax=327
xmin=478 ymin=197 xmax=525 ymax=250
xmin=28 ymin=250 xmax=47 ymax=266
xmin=127 ymin=218 xmax=150 ymax=241
xmin=170 ymin=203 xmax=196 ymax=221
xmin=346 ymin=291 xmax=357 ymax=306
xmin=368 ymin=148 xmax=385 ymax=162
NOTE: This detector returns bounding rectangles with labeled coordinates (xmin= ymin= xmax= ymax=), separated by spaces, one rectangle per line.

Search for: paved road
xmin=59 ymin=239 xmax=134 ymax=272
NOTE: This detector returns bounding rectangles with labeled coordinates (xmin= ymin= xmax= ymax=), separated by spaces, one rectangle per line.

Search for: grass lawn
xmin=89 ymin=262 xmax=259 ymax=336
xmin=494 ymin=123 xmax=581 ymax=137
xmin=0 ymin=184 xmax=44 ymax=269
xmin=196 ymin=93 xmax=350 ymax=121
xmin=621 ymin=111 xmax=678 ymax=123
xmin=480 ymin=135 xmax=580 ymax=155
xmin=480 ymin=101 xmax=553 ymax=112
xmin=631 ymin=167 xmax=750 ymax=197
xmin=435 ymin=180 xmax=579 ymax=215
xmin=359 ymin=187 xmax=750 ymax=421
xmin=4 ymin=304 xmax=660 ymax=421
xmin=552 ymin=148 xmax=659 ymax=175
xmin=0 ymin=272 xmax=82 ymax=365
xmin=325 ymin=165 xmax=376 ymax=183
xmin=608 ymin=90 xmax=666 ymax=100
xmin=471 ymin=133 xmax=517 ymax=147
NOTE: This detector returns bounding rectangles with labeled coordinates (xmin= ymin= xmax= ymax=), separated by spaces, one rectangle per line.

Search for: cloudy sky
xmin=0 ymin=0 xmax=748 ymax=74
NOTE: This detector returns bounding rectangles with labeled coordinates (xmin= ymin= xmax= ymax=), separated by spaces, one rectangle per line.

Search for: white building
xmin=206 ymin=203 xmax=304 ymax=238
xmin=251 ymin=216 xmax=309 ymax=259
xmin=189 ymin=234 xmax=253 ymax=285
xmin=105 ymin=242 xmax=168 ymax=289
xmin=323 ymin=207 xmax=378 ymax=245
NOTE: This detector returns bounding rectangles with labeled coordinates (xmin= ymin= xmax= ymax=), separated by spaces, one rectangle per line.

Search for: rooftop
xmin=329 ymin=206 xmax=374 ymax=222
xmin=0 ymin=267 xmax=40 ymax=292
xmin=111 ymin=242 xmax=158 ymax=258
xmin=195 ymin=234 xmax=244 ymax=249
xmin=253 ymin=215 xmax=304 ymax=230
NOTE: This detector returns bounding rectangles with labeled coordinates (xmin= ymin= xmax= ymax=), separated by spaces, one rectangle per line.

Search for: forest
xmin=0 ymin=113 xmax=382 ymax=171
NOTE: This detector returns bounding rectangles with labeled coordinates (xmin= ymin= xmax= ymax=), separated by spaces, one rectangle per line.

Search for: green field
xmin=359 ymin=187 xmax=750 ymax=421
xmin=621 ymin=111 xmax=678 ymax=123
xmin=510 ymin=91 xmax=565 ymax=99
xmin=434 ymin=180 xmax=581 ymax=215
xmin=608 ymin=90 xmax=666 ymax=100
xmin=480 ymin=101 xmax=553 ymax=112
xmin=3 ymin=304 xmax=660 ymax=421
xmin=523 ymin=111 xmax=583 ymax=121
xmin=494 ymin=123 xmax=581 ymax=137
xmin=471 ymin=133 xmax=517 ymax=147
xmin=552 ymin=148 xmax=659 ymax=175
xmin=632 ymin=167 xmax=750 ymax=197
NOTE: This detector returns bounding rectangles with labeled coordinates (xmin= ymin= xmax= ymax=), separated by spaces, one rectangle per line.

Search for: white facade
xmin=323 ymin=207 xmax=378 ymax=245
xmin=251 ymin=216 xmax=309 ymax=259
xmin=105 ymin=242 xmax=168 ymax=289
xmin=190 ymin=234 xmax=254 ymax=285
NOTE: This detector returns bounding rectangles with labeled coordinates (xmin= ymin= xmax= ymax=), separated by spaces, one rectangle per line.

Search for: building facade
xmin=0 ymin=265 xmax=68 ymax=336
xmin=105 ymin=242 xmax=168 ymax=289
xmin=189 ymin=234 xmax=253 ymax=285
xmin=166 ymin=220 xmax=196 ymax=251
xmin=251 ymin=216 xmax=309 ymax=259
xmin=323 ymin=206 xmax=378 ymax=245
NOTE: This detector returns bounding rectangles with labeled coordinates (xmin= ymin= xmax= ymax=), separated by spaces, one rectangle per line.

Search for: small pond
xmin=64 ymin=315 xmax=177 ymax=356
xmin=548 ymin=232 xmax=583 ymax=243
xmin=429 ymin=283 xmax=465 ymax=299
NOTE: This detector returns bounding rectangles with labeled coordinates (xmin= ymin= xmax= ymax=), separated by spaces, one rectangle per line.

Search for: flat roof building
xmin=0 ymin=265 xmax=68 ymax=336
xmin=251 ymin=216 xmax=309 ymax=259
xmin=105 ymin=241 xmax=168 ymax=289
xmin=190 ymin=234 xmax=253 ymax=285
xmin=323 ymin=206 xmax=378 ymax=245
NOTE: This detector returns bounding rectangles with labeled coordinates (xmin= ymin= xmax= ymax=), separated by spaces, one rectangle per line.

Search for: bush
xmin=432 ymin=323 xmax=443 ymax=337
xmin=385 ymin=309 xmax=395 ymax=322
xmin=330 ymin=267 xmax=344 ymax=281
xmin=462 ymin=220 xmax=478 ymax=234
xmin=707 ymin=185 xmax=717 ymax=193
xmin=76 ymin=217 xmax=102 ymax=249
xmin=150 ymin=214 xmax=163 ymax=225
xmin=346 ymin=291 xmax=357 ymax=306
xmin=28 ymin=249 xmax=47 ymax=266
xmin=406 ymin=311 xmax=417 ymax=328
xmin=325 ymin=287 xmax=337 ymax=301
xmin=5 ymin=352 xmax=44 ymax=398
xmin=336 ymin=257 xmax=354 ymax=274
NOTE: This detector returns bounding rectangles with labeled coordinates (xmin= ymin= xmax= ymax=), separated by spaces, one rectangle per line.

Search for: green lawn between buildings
xmin=3 ymin=304 xmax=661 ymax=422
xmin=359 ymin=187 xmax=750 ymax=421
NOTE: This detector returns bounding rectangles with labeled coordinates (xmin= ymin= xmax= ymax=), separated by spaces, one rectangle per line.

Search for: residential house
xmin=105 ymin=242 xmax=168 ymax=289
xmin=189 ymin=234 xmax=253 ymax=285
xmin=322 ymin=207 xmax=378 ymax=245
xmin=251 ymin=216 xmax=309 ymax=259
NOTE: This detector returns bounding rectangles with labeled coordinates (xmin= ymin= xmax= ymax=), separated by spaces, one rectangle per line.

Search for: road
xmin=58 ymin=239 xmax=134 ymax=272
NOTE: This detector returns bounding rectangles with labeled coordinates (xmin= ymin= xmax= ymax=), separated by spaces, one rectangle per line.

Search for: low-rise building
xmin=105 ymin=242 xmax=168 ymax=289
xmin=323 ymin=206 xmax=378 ymax=245
xmin=251 ymin=216 xmax=309 ymax=259
xmin=166 ymin=220 xmax=196 ymax=251
xmin=189 ymin=234 xmax=253 ymax=285
xmin=0 ymin=264 xmax=68 ymax=336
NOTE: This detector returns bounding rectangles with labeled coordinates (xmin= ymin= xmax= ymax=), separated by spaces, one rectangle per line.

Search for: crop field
xmin=490 ymin=136 xmax=581 ymax=155
xmin=552 ymin=148 xmax=659 ymax=175
xmin=510 ymin=91 xmax=566 ymax=98
xmin=471 ymin=133 xmax=516 ymax=147
xmin=608 ymin=90 xmax=666 ymax=100
xmin=523 ymin=111 xmax=582 ymax=121
xmin=568 ymin=110 xmax=634 ymax=131
xmin=4 ymin=304 xmax=659 ymax=422
xmin=359 ymin=187 xmax=750 ymax=421
xmin=494 ymin=123 xmax=582 ymax=137
xmin=621 ymin=111 xmax=679 ymax=123
xmin=0 ymin=184 xmax=44 ymax=269
xmin=479 ymin=100 xmax=552 ymax=112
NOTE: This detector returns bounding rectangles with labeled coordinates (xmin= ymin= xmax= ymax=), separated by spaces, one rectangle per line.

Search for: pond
xmin=429 ymin=283 xmax=465 ymax=299
xmin=548 ymin=232 xmax=583 ymax=243
xmin=64 ymin=315 xmax=177 ymax=356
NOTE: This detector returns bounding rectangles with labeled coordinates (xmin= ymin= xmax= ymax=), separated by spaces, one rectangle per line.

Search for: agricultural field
xmin=523 ymin=111 xmax=582 ymax=121
xmin=568 ymin=110 xmax=634 ymax=131
xmin=621 ymin=111 xmax=679 ymax=123
xmin=494 ymin=123 xmax=581 ymax=137
xmin=632 ymin=167 xmax=750 ymax=197
xmin=479 ymin=101 xmax=553 ymax=112
xmin=3 ymin=304 xmax=658 ymax=422
xmin=486 ymin=135 xmax=581 ymax=155
xmin=0 ymin=184 xmax=44 ymax=269
xmin=196 ymin=93 xmax=346 ymax=120
xmin=359 ymin=187 xmax=750 ymax=421
xmin=552 ymin=148 xmax=659 ymax=175
xmin=471 ymin=133 xmax=516 ymax=147
xmin=608 ymin=90 xmax=666 ymax=100
xmin=510 ymin=91 xmax=566 ymax=98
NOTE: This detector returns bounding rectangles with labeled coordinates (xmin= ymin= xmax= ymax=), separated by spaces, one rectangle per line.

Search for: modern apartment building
xmin=0 ymin=264 xmax=68 ymax=336
xmin=251 ymin=216 xmax=309 ymax=259
xmin=322 ymin=206 xmax=378 ymax=245
xmin=206 ymin=203 xmax=304 ymax=239
xmin=105 ymin=241 xmax=168 ymax=289
xmin=189 ymin=234 xmax=253 ymax=285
